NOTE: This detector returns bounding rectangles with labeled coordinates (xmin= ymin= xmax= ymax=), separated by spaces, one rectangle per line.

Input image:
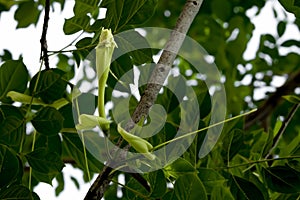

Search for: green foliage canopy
xmin=0 ymin=0 xmax=300 ymax=199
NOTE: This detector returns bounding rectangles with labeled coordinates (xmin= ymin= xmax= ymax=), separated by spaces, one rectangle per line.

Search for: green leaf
xmin=72 ymin=37 xmax=94 ymax=66
xmin=0 ymin=105 xmax=25 ymax=151
xmin=225 ymin=16 xmax=250 ymax=66
xmin=14 ymin=1 xmax=41 ymax=28
xmin=73 ymin=0 xmax=100 ymax=16
xmin=222 ymin=129 xmax=245 ymax=161
xmin=282 ymin=95 xmax=300 ymax=104
xmin=26 ymin=148 xmax=64 ymax=174
xmin=261 ymin=129 xmax=274 ymax=157
xmin=126 ymin=176 xmax=149 ymax=200
xmin=0 ymin=49 xmax=13 ymax=61
xmin=0 ymin=144 xmax=21 ymax=189
xmin=0 ymin=0 xmax=15 ymax=12
xmin=31 ymin=107 xmax=64 ymax=136
xmin=103 ymin=182 xmax=120 ymax=200
xmin=100 ymin=0 xmax=157 ymax=32
xmin=290 ymin=143 xmax=300 ymax=156
xmin=62 ymin=132 xmax=103 ymax=172
xmin=55 ymin=172 xmax=65 ymax=196
xmin=288 ymin=159 xmax=300 ymax=172
xmin=25 ymin=148 xmax=64 ymax=184
xmin=70 ymin=176 xmax=80 ymax=189
xmin=57 ymin=54 xmax=75 ymax=80
xmin=0 ymin=117 xmax=24 ymax=148
xmin=277 ymin=21 xmax=287 ymax=37
xmin=123 ymin=0 xmax=158 ymax=27
xmin=262 ymin=166 xmax=300 ymax=193
xmin=31 ymin=169 xmax=56 ymax=185
xmin=197 ymin=168 xmax=226 ymax=194
xmin=211 ymin=0 xmax=232 ymax=21
xmin=229 ymin=175 xmax=265 ymax=200
xmin=210 ymin=186 xmax=234 ymax=200
xmin=126 ymin=178 xmax=149 ymax=200
xmin=148 ymin=169 xmax=167 ymax=198
xmin=174 ymin=174 xmax=207 ymax=200
xmin=114 ymin=30 xmax=153 ymax=65
xmin=59 ymin=103 xmax=75 ymax=129
xmin=278 ymin=0 xmax=300 ymax=19
xmin=0 ymin=60 xmax=28 ymax=103
xmin=163 ymin=158 xmax=196 ymax=179
xmin=281 ymin=39 xmax=300 ymax=48
xmin=0 ymin=105 xmax=24 ymax=119
xmin=163 ymin=190 xmax=179 ymax=200
xmin=262 ymin=33 xmax=277 ymax=44
xmin=0 ymin=185 xmax=40 ymax=200
xmin=29 ymin=69 xmax=68 ymax=104
xmin=63 ymin=15 xmax=90 ymax=35
xmin=35 ymin=133 xmax=62 ymax=155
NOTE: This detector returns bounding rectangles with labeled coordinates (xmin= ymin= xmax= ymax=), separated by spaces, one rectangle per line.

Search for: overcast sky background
xmin=0 ymin=0 xmax=299 ymax=199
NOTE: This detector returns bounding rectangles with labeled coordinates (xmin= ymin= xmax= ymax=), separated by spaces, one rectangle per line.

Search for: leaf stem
xmin=216 ymin=155 xmax=300 ymax=169
xmin=28 ymin=130 xmax=37 ymax=190
xmin=48 ymin=44 xmax=97 ymax=55
xmin=74 ymin=95 xmax=91 ymax=181
xmin=152 ymin=109 xmax=257 ymax=151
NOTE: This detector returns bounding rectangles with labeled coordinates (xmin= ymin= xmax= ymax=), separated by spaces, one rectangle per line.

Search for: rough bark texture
xmin=84 ymin=0 xmax=204 ymax=199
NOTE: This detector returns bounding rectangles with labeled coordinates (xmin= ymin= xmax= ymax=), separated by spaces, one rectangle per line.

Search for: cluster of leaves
xmin=1 ymin=0 xmax=300 ymax=199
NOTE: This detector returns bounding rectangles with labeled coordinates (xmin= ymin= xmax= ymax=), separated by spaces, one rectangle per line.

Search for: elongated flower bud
xmin=96 ymin=28 xmax=117 ymax=131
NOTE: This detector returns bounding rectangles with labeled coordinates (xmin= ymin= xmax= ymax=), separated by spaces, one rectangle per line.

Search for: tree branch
xmin=244 ymin=69 xmax=300 ymax=129
xmin=84 ymin=0 xmax=204 ymax=199
xmin=40 ymin=0 xmax=50 ymax=70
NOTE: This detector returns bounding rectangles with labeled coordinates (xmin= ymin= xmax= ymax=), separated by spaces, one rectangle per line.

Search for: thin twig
xmin=265 ymin=103 xmax=300 ymax=159
xmin=40 ymin=0 xmax=50 ymax=70
xmin=84 ymin=0 xmax=204 ymax=199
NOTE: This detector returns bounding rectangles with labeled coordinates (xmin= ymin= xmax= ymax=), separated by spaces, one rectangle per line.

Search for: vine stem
xmin=85 ymin=0 xmax=204 ymax=199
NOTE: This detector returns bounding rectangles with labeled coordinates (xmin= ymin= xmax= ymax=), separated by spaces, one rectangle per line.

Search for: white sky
xmin=0 ymin=0 xmax=299 ymax=199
